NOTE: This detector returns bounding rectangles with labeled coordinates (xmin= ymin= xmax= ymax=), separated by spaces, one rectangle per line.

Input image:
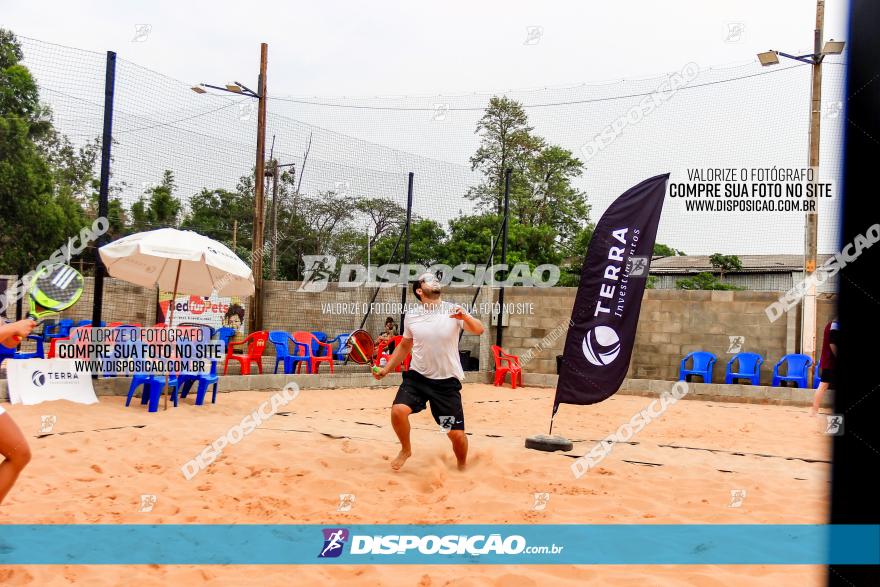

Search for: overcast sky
xmin=3 ymin=0 xmax=849 ymax=97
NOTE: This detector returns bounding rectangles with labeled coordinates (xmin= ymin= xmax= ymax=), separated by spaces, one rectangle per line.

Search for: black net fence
xmin=2 ymin=32 xmax=846 ymax=383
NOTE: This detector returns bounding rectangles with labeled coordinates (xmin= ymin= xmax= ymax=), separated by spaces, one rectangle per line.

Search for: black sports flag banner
xmin=554 ymin=173 xmax=670 ymax=409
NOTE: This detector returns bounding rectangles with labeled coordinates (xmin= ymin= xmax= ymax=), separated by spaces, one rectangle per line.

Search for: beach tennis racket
xmin=6 ymin=264 xmax=84 ymax=345
xmin=345 ymin=329 xmax=378 ymax=372
xmin=27 ymin=264 xmax=84 ymax=324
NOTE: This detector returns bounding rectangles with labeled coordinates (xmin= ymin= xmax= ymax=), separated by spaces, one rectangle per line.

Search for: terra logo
xmin=582 ymin=326 xmax=621 ymax=366
xmin=32 ymin=370 xmax=46 ymax=387
xmin=318 ymin=528 xmax=349 ymax=558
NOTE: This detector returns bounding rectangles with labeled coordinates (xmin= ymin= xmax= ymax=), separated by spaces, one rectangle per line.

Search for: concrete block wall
xmin=4 ymin=271 xmax=836 ymax=384
xmin=489 ymin=287 xmax=837 ymax=384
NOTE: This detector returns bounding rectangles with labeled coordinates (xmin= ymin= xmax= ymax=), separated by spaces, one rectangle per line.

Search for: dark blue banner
xmin=555 ymin=173 xmax=669 ymax=407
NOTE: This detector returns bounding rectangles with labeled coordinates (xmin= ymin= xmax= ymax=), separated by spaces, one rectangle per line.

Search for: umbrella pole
xmin=164 ymin=260 xmax=182 ymax=411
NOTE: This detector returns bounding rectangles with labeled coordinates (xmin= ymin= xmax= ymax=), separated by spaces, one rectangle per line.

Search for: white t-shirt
xmin=402 ymin=300 xmax=467 ymax=381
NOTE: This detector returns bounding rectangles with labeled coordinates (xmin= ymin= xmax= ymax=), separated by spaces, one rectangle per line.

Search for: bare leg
xmin=447 ymin=429 xmax=468 ymax=471
xmin=0 ymin=413 xmax=32 ymax=505
xmin=810 ymin=382 xmax=829 ymax=417
xmin=390 ymin=404 xmax=413 ymax=470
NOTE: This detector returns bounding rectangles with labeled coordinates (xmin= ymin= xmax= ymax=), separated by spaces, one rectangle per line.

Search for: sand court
xmin=0 ymin=383 xmax=830 ymax=585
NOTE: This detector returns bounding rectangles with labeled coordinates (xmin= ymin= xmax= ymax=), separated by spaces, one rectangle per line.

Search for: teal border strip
xmin=0 ymin=524 xmax=876 ymax=565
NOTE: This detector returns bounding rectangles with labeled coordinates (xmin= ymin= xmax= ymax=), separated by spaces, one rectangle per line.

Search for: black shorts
xmin=393 ymin=370 xmax=465 ymax=431
xmin=820 ymin=368 xmax=836 ymax=389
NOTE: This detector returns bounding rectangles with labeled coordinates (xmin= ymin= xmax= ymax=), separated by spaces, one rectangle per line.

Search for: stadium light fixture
xmin=822 ymin=39 xmax=845 ymax=55
xmin=225 ymin=83 xmax=243 ymax=93
xmin=190 ymin=85 xmax=206 ymax=94
xmin=757 ymin=50 xmax=780 ymax=66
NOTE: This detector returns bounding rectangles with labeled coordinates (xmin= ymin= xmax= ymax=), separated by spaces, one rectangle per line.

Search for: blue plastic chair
xmin=772 ymin=354 xmax=813 ymax=389
xmin=216 ymin=327 xmax=235 ymax=354
xmin=0 ymin=334 xmax=43 ymax=368
xmin=0 ymin=343 xmax=16 ymax=371
xmin=269 ymin=331 xmax=295 ymax=374
xmin=44 ymin=319 xmax=74 ymax=341
xmin=125 ymin=333 xmax=174 ymax=412
xmin=12 ymin=335 xmax=45 ymax=360
xmin=327 ymin=333 xmax=351 ymax=361
xmin=174 ymin=325 xmax=219 ymax=405
xmin=724 ymin=352 xmax=763 ymax=385
xmin=813 ymin=360 xmax=822 ymax=389
xmin=679 ymin=351 xmax=717 ymax=383
xmin=104 ymin=325 xmax=138 ymax=378
xmin=179 ymin=355 xmax=220 ymax=405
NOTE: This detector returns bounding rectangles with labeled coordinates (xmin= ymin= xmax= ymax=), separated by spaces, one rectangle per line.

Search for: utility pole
xmin=250 ymin=42 xmax=268 ymax=333
xmin=232 ymin=220 xmax=238 ymax=251
xmin=802 ymin=0 xmax=824 ymax=363
xmin=756 ymin=0 xmax=844 ymax=364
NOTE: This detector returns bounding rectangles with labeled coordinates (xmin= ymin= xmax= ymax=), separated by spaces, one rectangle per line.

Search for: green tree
xmin=709 ymin=253 xmax=742 ymax=281
xmin=130 ymin=170 xmax=181 ymax=231
xmin=468 ymin=96 xmax=544 ymax=214
xmin=676 ymin=272 xmax=743 ymax=291
xmin=181 ymin=187 xmax=252 ymax=249
xmin=0 ymin=28 xmax=89 ymax=273
xmin=654 ymin=243 xmax=685 ymax=257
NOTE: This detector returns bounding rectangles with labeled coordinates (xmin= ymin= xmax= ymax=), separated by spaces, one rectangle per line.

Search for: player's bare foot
xmin=457 ymin=459 xmax=467 ymax=471
xmin=391 ymin=450 xmax=412 ymax=470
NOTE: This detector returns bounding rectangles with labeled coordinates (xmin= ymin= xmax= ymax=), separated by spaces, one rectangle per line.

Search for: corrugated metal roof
xmin=650 ymin=254 xmax=833 ymax=274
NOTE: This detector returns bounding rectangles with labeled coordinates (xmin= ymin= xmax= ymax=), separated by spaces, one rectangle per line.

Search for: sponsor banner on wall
xmin=7 ymin=359 xmax=99 ymax=406
xmin=157 ymin=291 xmax=247 ymax=337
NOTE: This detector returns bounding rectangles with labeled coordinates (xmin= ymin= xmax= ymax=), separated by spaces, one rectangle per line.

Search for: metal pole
xmin=270 ymin=159 xmax=279 ymax=279
xmin=92 ymin=51 xmax=116 ymax=330
xmin=495 ymin=168 xmax=512 ymax=349
xmin=399 ymin=173 xmax=414 ymax=330
xmin=249 ymin=42 xmax=269 ymax=334
xmin=366 ymin=224 xmax=371 ymax=280
xmin=802 ymin=0 xmax=823 ymax=361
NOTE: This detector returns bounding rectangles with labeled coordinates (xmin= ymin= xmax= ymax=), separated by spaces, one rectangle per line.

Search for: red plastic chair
xmin=374 ymin=335 xmax=410 ymax=372
xmin=223 ymin=331 xmax=269 ymax=375
xmin=491 ymin=345 xmax=522 ymax=389
xmin=292 ymin=331 xmax=334 ymax=374
xmin=47 ymin=336 xmax=71 ymax=359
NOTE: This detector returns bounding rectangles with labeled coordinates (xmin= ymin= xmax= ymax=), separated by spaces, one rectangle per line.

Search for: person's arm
xmin=450 ymin=305 xmax=484 ymax=335
xmin=0 ymin=319 xmax=37 ymax=348
xmin=373 ymin=336 xmax=413 ymax=379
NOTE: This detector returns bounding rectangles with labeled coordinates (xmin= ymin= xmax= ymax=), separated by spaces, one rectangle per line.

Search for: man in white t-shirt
xmin=373 ymin=272 xmax=484 ymax=471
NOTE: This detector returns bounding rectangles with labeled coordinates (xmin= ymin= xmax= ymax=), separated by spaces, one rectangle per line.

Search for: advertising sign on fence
xmin=156 ymin=291 xmax=247 ymax=337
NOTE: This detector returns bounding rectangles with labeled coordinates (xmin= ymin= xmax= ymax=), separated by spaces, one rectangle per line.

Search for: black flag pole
xmin=526 ymin=173 xmax=670 ymax=453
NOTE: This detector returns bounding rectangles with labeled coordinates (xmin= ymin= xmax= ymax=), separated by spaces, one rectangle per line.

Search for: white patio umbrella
xmin=99 ymin=228 xmax=255 ymax=409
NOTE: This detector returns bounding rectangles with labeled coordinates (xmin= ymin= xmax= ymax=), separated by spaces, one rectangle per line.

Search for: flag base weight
xmin=525 ymin=434 xmax=573 ymax=452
